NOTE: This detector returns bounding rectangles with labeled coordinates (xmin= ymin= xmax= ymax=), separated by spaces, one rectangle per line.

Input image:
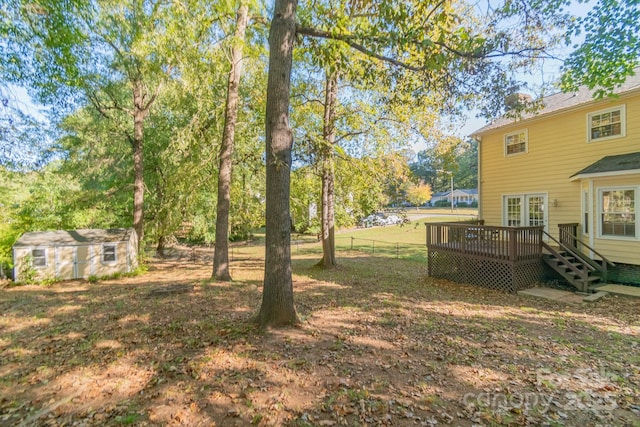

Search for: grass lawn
xmin=292 ymin=214 xmax=474 ymax=262
xmin=1 ymin=246 xmax=638 ymax=426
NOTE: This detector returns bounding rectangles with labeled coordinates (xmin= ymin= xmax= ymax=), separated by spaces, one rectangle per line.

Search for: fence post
xmin=351 ymin=237 xmax=354 ymax=250
xmin=372 ymin=240 xmax=375 ymax=254
xmin=396 ymin=242 xmax=399 ymax=259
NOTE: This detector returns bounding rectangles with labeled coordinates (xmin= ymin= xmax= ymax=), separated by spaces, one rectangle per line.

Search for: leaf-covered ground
xmin=1 ymin=248 xmax=639 ymax=426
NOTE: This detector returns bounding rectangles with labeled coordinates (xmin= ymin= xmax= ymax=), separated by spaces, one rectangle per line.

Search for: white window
xmin=599 ymin=188 xmax=636 ymax=238
xmin=32 ymin=248 xmax=47 ymax=267
xmin=588 ymin=105 xmax=625 ymax=142
xmin=504 ymin=129 xmax=527 ymax=156
xmin=103 ymin=244 xmax=117 ymax=263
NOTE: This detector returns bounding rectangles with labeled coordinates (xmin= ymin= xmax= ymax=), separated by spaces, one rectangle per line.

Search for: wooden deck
xmin=426 ymin=223 xmax=547 ymax=292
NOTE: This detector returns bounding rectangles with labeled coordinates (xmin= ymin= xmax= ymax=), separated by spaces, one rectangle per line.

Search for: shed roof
xmin=14 ymin=228 xmax=135 ymax=247
xmin=570 ymin=152 xmax=640 ymax=181
xmin=472 ymin=69 xmax=640 ymax=136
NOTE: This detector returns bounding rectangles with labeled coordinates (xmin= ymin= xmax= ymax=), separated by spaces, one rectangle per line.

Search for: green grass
xmin=232 ymin=215 xmax=477 ymax=262
xmin=326 ymin=215 xmax=475 ymax=261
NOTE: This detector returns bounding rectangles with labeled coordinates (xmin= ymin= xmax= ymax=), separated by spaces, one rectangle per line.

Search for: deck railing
xmin=426 ymin=223 xmax=544 ymax=262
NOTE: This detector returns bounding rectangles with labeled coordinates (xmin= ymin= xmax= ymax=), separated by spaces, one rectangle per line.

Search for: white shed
xmin=12 ymin=228 xmax=138 ymax=282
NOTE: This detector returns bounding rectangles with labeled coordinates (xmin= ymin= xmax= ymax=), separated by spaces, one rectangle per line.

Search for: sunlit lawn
xmin=237 ymin=213 xmax=476 ymax=263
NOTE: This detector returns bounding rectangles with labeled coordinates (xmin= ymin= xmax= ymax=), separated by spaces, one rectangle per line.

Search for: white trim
xmin=588 ymin=180 xmax=594 ymax=257
xmin=90 ymin=245 xmax=95 ymax=276
xmin=597 ymin=186 xmax=638 ymax=240
xmin=587 ymin=104 xmax=626 ymax=143
xmin=12 ymin=247 xmax=17 ymax=282
xmin=126 ymin=240 xmax=131 ymax=272
xmin=31 ymin=248 xmax=48 ymax=268
xmin=55 ymin=246 xmax=59 ymax=277
xmin=570 ymin=168 xmax=640 ymax=182
xmin=102 ymin=243 xmax=117 ymax=264
xmin=73 ymin=246 xmax=78 ymax=279
xmin=582 ymin=189 xmax=589 ymax=236
xmin=504 ymin=129 xmax=528 ymax=157
xmin=502 ymin=192 xmax=549 ymax=233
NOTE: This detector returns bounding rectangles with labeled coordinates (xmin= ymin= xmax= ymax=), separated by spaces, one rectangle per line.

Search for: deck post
xmin=425 ymin=223 xmax=430 ymax=248
xmin=508 ymin=228 xmax=518 ymax=261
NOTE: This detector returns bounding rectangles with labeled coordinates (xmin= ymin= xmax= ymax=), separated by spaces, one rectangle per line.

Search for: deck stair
xmin=542 ymin=225 xmax=615 ymax=293
xmin=542 ymin=250 xmax=602 ymax=292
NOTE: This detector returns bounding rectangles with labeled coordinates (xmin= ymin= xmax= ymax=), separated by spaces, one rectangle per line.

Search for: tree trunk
xmin=213 ymin=3 xmax=249 ymax=282
xmin=256 ymin=0 xmax=299 ymax=328
xmin=157 ymin=235 xmax=168 ymax=257
xmin=132 ymin=80 xmax=145 ymax=252
xmin=318 ymin=69 xmax=339 ymax=268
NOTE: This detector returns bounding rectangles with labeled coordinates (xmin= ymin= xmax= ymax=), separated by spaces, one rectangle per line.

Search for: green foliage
xmin=16 ymin=255 xmax=37 ymax=284
xmin=38 ymin=276 xmax=59 ymax=287
xmin=291 ymin=168 xmax=320 ymax=233
xmin=434 ymin=199 xmax=453 ymax=208
xmin=410 ymin=136 xmax=477 ymax=193
xmin=297 ymin=0 xmax=575 ymax=118
xmin=87 ymin=266 xmax=145 ymax=284
xmin=561 ymin=0 xmax=640 ymax=97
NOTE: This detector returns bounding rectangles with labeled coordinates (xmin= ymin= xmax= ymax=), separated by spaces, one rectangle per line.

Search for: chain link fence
xmin=149 ymin=235 xmax=427 ymax=264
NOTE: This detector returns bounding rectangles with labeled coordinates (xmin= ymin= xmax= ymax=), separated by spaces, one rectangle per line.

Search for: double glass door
xmin=504 ymin=194 xmax=547 ymax=231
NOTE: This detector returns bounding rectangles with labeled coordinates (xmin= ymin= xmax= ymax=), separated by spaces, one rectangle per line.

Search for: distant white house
xmin=430 ymin=189 xmax=478 ymax=206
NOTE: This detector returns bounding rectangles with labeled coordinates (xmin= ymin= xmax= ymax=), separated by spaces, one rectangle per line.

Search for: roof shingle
xmin=14 ymin=228 xmax=135 ymax=247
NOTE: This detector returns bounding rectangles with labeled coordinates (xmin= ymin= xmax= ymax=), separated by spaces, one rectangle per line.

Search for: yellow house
xmin=472 ymin=73 xmax=640 ymax=285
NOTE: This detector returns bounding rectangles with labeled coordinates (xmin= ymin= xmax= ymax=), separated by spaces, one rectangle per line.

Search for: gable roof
xmin=570 ymin=152 xmax=640 ymax=181
xmin=14 ymin=228 xmax=135 ymax=247
xmin=472 ymin=70 xmax=640 ymax=136
xmin=432 ymin=189 xmax=478 ymax=197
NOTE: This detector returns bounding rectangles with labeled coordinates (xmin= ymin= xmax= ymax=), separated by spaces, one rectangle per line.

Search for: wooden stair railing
xmin=541 ymin=231 xmax=601 ymax=292
xmin=557 ymin=224 xmax=616 ymax=283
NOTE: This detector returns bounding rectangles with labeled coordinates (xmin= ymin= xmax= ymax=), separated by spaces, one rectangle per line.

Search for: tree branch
xmin=297 ymin=25 xmax=552 ymax=71
xmin=296 ymin=26 xmax=425 ymax=72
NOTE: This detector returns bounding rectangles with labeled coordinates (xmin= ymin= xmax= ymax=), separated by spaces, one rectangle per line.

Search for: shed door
xmin=57 ymin=247 xmax=75 ymax=279
xmin=76 ymin=246 xmax=91 ymax=278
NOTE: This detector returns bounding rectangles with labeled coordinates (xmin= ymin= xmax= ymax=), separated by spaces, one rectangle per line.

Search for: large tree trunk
xmin=132 ymin=80 xmax=145 ymax=252
xmin=256 ymin=0 xmax=299 ymax=328
xmin=213 ymin=3 xmax=249 ymax=282
xmin=318 ymin=69 xmax=339 ymax=268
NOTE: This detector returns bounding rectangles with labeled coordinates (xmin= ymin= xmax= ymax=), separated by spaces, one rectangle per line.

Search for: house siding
xmin=478 ymin=90 xmax=640 ymax=267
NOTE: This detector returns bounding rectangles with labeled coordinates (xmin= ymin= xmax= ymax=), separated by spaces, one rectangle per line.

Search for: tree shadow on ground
xmin=0 ymin=253 xmax=638 ymax=426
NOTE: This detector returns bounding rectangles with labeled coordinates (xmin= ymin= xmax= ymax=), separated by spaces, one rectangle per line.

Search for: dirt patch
xmin=0 ymin=250 xmax=638 ymax=426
